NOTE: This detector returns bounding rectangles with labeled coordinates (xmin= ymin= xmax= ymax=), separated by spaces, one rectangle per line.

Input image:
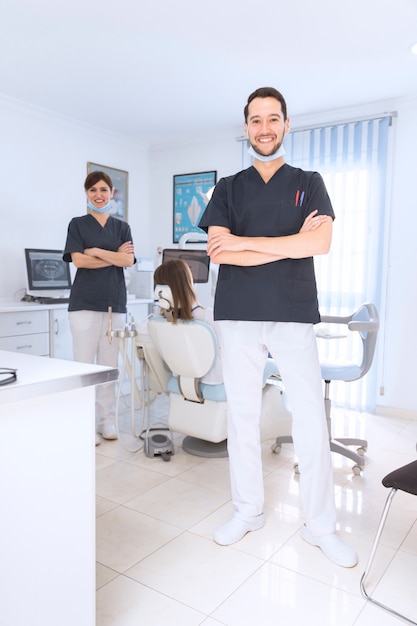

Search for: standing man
xmin=199 ymin=87 xmax=357 ymax=568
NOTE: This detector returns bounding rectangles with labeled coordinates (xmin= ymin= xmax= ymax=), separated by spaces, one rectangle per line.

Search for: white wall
xmin=148 ymin=133 xmax=243 ymax=307
xmin=0 ymin=95 xmax=151 ymax=300
xmin=149 ymin=98 xmax=417 ymax=416
xmin=149 ymin=133 xmax=243 ymax=254
xmin=378 ymin=97 xmax=417 ymax=414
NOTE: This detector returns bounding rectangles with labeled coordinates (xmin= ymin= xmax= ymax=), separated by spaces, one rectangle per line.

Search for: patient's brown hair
xmin=154 ymin=259 xmax=198 ymax=323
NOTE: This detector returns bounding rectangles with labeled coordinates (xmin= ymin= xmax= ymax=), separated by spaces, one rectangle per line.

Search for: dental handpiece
xmin=106 ymin=306 xmax=113 ymax=344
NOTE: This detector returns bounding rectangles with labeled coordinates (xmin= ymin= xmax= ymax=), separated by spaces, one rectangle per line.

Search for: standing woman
xmin=63 ymin=171 xmax=135 ymax=444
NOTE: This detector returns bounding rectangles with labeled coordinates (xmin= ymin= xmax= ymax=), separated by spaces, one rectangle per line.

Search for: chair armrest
xmin=348 ymin=320 xmax=379 ymax=332
xmin=321 ymin=314 xmax=352 ymax=325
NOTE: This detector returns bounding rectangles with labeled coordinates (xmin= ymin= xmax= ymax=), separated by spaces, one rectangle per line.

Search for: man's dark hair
xmin=244 ymin=87 xmax=287 ymax=122
xmin=84 ymin=171 xmax=113 ymax=191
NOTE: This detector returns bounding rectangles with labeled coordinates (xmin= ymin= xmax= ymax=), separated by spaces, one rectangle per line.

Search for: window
xmin=285 ymin=115 xmax=394 ymax=410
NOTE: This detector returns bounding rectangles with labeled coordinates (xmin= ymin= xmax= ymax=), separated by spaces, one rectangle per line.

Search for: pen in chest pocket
xmin=295 ymin=190 xmax=305 ymax=206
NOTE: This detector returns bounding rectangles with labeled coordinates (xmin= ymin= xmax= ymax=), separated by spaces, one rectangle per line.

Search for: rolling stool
xmin=360 ymin=459 xmax=417 ymax=625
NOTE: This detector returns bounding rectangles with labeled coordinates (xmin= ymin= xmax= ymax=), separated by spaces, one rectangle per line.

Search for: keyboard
xmin=36 ymin=297 xmax=70 ymax=304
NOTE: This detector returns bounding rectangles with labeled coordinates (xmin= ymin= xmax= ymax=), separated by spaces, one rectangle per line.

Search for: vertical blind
xmin=240 ymin=114 xmax=394 ymax=410
xmin=286 ymin=115 xmax=393 ymax=411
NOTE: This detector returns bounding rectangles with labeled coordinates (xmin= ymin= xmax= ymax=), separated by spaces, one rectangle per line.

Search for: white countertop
xmin=0 ymin=298 xmax=153 ymax=313
xmin=0 ymin=350 xmax=118 ymax=405
xmin=0 ymin=300 xmax=68 ymax=312
xmin=0 ymin=297 xmax=153 ymax=313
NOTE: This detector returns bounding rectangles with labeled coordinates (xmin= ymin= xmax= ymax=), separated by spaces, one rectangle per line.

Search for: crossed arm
xmin=71 ymin=241 xmax=135 ymax=269
xmin=207 ymin=210 xmax=332 ymax=266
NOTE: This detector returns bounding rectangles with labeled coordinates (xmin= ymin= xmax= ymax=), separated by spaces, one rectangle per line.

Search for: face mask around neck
xmin=248 ymin=144 xmax=286 ymax=163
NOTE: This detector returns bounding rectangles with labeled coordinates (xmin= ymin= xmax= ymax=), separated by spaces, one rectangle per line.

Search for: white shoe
xmin=213 ymin=513 xmax=265 ymax=546
xmin=97 ymin=423 xmax=118 ymax=440
xmin=301 ymin=525 xmax=358 ymax=568
xmin=95 ymin=433 xmax=101 ymax=446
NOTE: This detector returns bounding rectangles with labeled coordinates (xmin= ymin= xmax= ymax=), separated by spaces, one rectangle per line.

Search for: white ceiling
xmin=2 ymin=0 xmax=417 ymax=145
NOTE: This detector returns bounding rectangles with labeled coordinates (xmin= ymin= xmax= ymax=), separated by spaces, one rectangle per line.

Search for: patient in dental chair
xmin=153 ymin=258 xmax=223 ymax=384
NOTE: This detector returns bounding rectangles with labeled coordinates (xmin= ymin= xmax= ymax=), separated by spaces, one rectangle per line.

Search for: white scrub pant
xmin=69 ymin=310 xmax=125 ymax=427
xmin=217 ymin=320 xmax=336 ymax=536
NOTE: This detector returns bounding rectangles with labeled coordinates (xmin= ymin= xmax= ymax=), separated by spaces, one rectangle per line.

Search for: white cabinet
xmin=0 ymin=350 xmax=118 ymax=626
xmin=0 ymin=309 xmax=49 ymax=356
xmin=0 ymin=299 xmax=152 ymax=362
xmin=49 ymin=307 xmax=73 ymax=360
xmin=0 ymin=305 xmax=72 ymax=360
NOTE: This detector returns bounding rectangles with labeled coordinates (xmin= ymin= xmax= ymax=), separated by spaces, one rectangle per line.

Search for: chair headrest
xmin=154 ymin=285 xmax=174 ymax=311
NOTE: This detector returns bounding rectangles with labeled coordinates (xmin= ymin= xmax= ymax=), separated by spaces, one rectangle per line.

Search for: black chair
xmin=360 ymin=459 xmax=417 ymax=625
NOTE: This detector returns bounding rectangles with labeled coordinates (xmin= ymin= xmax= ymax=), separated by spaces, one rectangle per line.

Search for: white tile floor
xmin=96 ymin=396 xmax=417 ymax=625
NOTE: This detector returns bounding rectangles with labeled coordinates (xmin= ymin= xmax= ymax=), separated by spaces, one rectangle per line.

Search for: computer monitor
xmin=25 ymin=248 xmax=72 ymax=299
xmin=161 ymin=248 xmax=210 ymax=284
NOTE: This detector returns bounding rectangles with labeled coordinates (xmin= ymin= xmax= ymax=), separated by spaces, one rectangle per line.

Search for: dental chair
xmin=147 ymin=316 xmax=229 ymax=457
xmin=138 ymin=286 xmax=290 ymax=458
xmin=272 ymin=302 xmax=379 ymax=474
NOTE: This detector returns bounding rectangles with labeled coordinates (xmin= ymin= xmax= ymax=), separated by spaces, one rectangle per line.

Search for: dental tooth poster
xmin=173 ymin=171 xmax=217 ymax=243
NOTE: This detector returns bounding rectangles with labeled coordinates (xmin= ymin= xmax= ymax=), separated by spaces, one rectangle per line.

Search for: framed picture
xmin=173 ymin=170 xmax=217 ymax=243
xmin=87 ymin=162 xmax=129 ymax=221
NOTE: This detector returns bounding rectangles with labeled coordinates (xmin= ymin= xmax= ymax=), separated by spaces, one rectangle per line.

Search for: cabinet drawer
xmin=0 ymin=333 xmax=49 ymax=356
xmin=0 ymin=310 xmax=49 ymax=337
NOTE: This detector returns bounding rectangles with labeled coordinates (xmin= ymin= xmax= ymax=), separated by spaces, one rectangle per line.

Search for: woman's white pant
xmin=69 ymin=311 xmax=125 ymax=426
xmin=217 ymin=320 xmax=336 ymax=536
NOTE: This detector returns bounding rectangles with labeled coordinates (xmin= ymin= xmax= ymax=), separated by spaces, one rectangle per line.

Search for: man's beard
xmin=250 ymin=129 xmax=285 ymax=157
xmin=248 ymin=136 xmax=286 ymax=163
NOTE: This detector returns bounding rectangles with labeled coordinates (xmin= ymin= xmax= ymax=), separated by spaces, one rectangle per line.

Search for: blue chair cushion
xmin=167 ymin=375 xmax=227 ymax=402
xmin=321 ymin=362 xmax=361 ymax=382
xmin=166 ymin=358 xmax=279 ymax=403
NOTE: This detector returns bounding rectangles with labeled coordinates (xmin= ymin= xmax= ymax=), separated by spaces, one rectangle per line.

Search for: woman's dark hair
xmin=244 ymin=87 xmax=287 ymax=122
xmin=84 ymin=171 xmax=113 ymax=191
xmin=154 ymin=259 xmax=197 ymax=323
